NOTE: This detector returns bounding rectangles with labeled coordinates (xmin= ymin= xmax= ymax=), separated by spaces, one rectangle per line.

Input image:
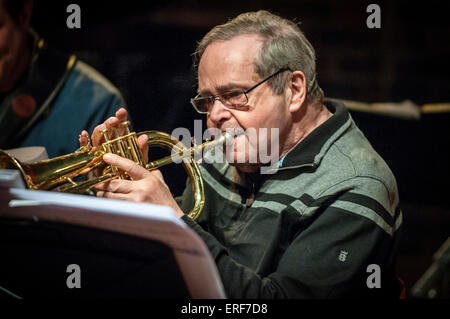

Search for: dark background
xmin=30 ymin=0 xmax=450 ymax=297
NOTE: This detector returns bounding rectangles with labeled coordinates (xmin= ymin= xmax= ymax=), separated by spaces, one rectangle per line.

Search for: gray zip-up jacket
xmin=179 ymin=99 xmax=403 ymax=298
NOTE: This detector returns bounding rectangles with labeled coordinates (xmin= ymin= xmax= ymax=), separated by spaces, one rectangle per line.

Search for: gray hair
xmin=194 ymin=10 xmax=324 ymax=103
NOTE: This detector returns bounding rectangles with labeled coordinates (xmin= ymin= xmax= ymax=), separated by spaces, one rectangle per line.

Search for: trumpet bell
xmin=0 ymin=148 xmax=106 ymax=191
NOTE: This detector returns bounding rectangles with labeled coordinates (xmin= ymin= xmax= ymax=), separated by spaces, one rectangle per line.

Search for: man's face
xmin=198 ymin=34 xmax=291 ymax=172
xmin=0 ymin=3 xmax=27 ymax=92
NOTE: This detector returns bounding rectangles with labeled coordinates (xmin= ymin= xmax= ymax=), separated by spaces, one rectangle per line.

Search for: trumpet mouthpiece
xmin=218 ymin=132 xmax=235 ymax=145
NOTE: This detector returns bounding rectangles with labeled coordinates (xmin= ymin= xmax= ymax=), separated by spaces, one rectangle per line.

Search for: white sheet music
xmin=0 ymin=169 xmax=225 ymax=298
xmin=0 ymin=169 xmax=25 ymax=189
xmin=7 ymin=187 xmax=182 ymax=224
xmin=4 ymin=146 xmax=48 ymax=162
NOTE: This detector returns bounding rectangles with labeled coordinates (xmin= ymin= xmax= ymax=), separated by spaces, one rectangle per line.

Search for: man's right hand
xmin=78 ymin=107 xmax=149 ymax=162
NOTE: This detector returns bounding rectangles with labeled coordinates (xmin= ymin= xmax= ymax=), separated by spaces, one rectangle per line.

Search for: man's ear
xmin=287 ymin=70 xmax=307 ymax=113
xmin=19 ymin=0 xmax=34 ymax=29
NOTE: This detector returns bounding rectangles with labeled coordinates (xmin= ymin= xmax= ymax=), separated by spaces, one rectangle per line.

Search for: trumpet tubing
xmin=0 ymin=122 xmax=231 ymax=220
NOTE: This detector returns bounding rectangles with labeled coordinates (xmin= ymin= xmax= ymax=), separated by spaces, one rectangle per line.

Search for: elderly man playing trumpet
xmin=80 ymin=11 xmax=403 ymax=298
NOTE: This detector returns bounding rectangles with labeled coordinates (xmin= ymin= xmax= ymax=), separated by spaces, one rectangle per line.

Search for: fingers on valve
xmin=116 ymin=108 xmax=128 ymax=122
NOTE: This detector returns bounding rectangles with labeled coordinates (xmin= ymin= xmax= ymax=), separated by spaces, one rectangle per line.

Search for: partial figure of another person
xmin=0 ymin=0 xmax=125 ymax=158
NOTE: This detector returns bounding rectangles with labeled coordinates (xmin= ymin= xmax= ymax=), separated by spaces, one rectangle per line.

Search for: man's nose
xmin=208 ymin=98 xmax=232 ymax=125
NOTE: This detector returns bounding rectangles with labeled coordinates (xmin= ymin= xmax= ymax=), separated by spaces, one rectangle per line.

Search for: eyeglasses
xmin=190 ymin=68 xmax=291 ymax=114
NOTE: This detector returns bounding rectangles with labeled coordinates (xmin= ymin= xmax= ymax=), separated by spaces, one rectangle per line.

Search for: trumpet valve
xmin=101 ymin=128 xmax=111 ymax=142
xmin=120 ymin=121 xmax=132 ymax=134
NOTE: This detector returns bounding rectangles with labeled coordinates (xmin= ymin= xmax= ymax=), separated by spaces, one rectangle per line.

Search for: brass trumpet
xmin=0 ymin=121 xmax=232 ymax=220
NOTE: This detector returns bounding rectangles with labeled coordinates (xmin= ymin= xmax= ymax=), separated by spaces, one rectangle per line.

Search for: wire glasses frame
xmin=190 ymin=68 xmax=291 ymax=114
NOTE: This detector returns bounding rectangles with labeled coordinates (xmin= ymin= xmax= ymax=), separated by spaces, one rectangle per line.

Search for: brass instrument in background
xmin=0 ymin=121 xmax=232 ymax=220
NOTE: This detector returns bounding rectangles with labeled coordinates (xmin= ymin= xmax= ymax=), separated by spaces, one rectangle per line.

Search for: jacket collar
xmin=280 ymin=99 xmax=352 ymax=169
xmin=222 ymin=99 xmax=352 ymax=188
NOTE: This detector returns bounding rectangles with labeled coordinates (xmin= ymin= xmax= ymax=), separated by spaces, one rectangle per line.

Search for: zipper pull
xmin=245 ymin=181 xmax=255 ymax=207
xmin=245 ymin=193 xmax=254 ymax=207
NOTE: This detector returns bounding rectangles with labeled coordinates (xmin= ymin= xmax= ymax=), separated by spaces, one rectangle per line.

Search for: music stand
xmin=0 ymin=170 xmax=225 ymax=299
xmin=410 ymin=237 xmax=450 ymax=299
